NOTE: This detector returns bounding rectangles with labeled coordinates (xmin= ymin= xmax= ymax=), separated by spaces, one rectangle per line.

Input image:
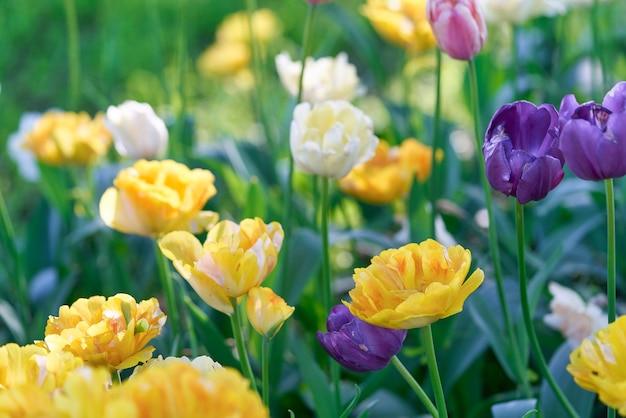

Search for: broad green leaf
xmin=491 ymin=399 xmax=537 ymax=418
xmin=539 ymin=341 xmax=594 ymax=418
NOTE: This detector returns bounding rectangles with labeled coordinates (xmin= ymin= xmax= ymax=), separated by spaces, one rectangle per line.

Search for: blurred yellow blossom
xmin=99 ymin=159 xmax=218 ymax=238
xmin=21 ymin=110 xmax=112 ymax=166
xmin=399 ymin=137 xmax=443 ymax=183
xmin=197 ymin=9 xmax=281 ymax=80
xmin=118 ymin=361 xmax=267 ymax=417
xmin=246 ymin=287 xmax=295 ymax=339
xmin=0 ymin=384 xmax=58 ymax=418
xmin=339 ymin=139 xmax=413 ymax=204
xmin=159 ymin=218 xmax=284 ymax=315
xmin=42 ymin=294 xmax=166 ymax=370
xmin=361 ymin=0 xmax=436 ymax=54
xmin=568 ymin=316 xmax=626 ymax=415
xmin=345 ymin=239 xmax=484 ymax=329
xmin=130 ymin=355 xmax=222 ymax=378
xmin=0 ymin=343 xmax=83 ymax=391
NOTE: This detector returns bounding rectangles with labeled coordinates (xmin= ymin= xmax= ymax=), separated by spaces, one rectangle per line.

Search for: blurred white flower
xmin=478 ymin=0 xmax=566 ymax=24
xmin=130 ymin=354 xmax=222 ymax=378
xmin=105 ymin=100 xmax=169 ymax=160
xmin=543 ymin=282 xmax=607 ymax=344
xmin=275 ymin=52 xmax=363 ymax=103
xmin=290 ymin=100 xmax=378 ymax=179
xmin=7 ymin=112 xmax=45 ymax=182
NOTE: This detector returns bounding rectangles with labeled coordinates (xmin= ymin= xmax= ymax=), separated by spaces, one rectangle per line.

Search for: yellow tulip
xmin=568 ymin=316 xmax=626 ymax=415
xmin=99 ymin=159 xmax=218 ymax=238
xmin=41 ymin=294 xmax=167 ymax=370
xmin=216 ymin=9 xmax=281 ymax=45
xmin=339 ymin=139 xmax=413 ymax=204
xmin=197 ymin=41 xmax=251 ymax=77
xmin=246 ymin=287 xmax=295 ymax=339
xmin=119 ymin=362 xmax=268 ymax=418
xmin=0 ymin=343 xmax=83 ymax=391
xmin=159 ymin=218 xmax=284 ymax=315
xmin=0 ymin=383 xmax=58 ymax=418
xmin=361 ymin=0 xmax=436 ymax=54
xmin=21 ymin=110 xmax=112 ymax=166
xmin=345 ymin=239 xmax=484 ymax=329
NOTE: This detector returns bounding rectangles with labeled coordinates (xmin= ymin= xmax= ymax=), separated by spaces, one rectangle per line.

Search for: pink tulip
xmin=426 ymin=0 xmax=487 ymax=60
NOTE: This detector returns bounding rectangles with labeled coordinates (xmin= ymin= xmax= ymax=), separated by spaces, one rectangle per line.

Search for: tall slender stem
xmin=261 ymin=337 xmax=270 ymax=406
xmin=279 ymin=3 xmax=316 ymax=294
xmin=0 ymin=189 xmax=28 ymax=324
xmin=230 ymin=298 xmax=258 ymax=392
xmin=153 ymin=239 xmax=181 ymax=346
xmin=468 ymin=59 xmax=530 ymax=395
xmin=429 ymin=49 xmax=443 ymax=239
xmin=172 ymin=0 xmax=188 ymax=160
xmin=63 ymin=0 xmax=80 ymax=110
xmin=422 ymin=325 xmax=447 ymax=418
xmin=516 ymin=202 xmax=579 ymax=418
xmin=391 ymin=356 xmax=438 ymax=418
xmin=604 ymin=178 xmax=617 ymax=418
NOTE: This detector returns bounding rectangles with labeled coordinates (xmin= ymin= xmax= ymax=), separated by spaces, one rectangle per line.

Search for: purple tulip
xmin=558 ymin=81 xmax=626 ymax=181
xmin=482 ymin=101 xmax=564 ymax=204
xmin=316 ymin=305 xmax=407 ymax=373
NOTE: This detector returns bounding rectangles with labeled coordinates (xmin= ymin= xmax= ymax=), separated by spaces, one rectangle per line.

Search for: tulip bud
xmin=426 ymin=0 xmax=487 ymax=60
xmin=105 ymin=100 xmax=169 ymax=160
xmin=246 ymin=287 xmax=294 ymax=339
xmin=290 ymin=100 xmax=379 ymax=179
xmin=316 ymin=305 xmax=407 ymax=373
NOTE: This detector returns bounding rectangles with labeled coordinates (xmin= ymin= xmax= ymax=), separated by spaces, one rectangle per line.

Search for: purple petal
xmin=325 ymin=305 xmax=352 ymax=332
xmin=559 ymin=94 xmax=580 ymax=122
xmin=516 ymin=155 xmax=564 ymax=204
xmin=560 ymin=119 xmax=606 ymax=180
xmin=483 ymin=135 xmax=513 ymax=196
xmin=603 ymin=81 xmax=626 ymax=113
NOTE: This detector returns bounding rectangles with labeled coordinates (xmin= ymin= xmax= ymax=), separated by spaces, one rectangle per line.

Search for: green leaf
xmin=291 ymin=332 xmax=336 ymax=418
xmin=491 ymin=399 xmax=537 ymax=418
xmin=539 ymin=341 xmax=595 ymax=418
xmin=339 ymin=384 xmax=361 ymax=418
xmin=0 ymin=299 xmax=26 ymax=344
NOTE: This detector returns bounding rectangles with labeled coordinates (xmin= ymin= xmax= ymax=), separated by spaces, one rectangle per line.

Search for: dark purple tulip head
xmin=482 ymin=101 xmax=565 ymax=204
xmin=558 ymin=81 xmax=626 ymax=181
xmin=316 ymin=305 xmax=407 ymax=373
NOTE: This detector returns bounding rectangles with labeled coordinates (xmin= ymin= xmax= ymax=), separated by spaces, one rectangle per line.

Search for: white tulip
xmin=543 ymin=282 xmax=607 ymax=344
xmin=105 ymin=100 xmax=169 ymax=159
xmin=275 ymin=52 xmax=363 ymax=103
xmin=7 ymin=111 xmax=47 ymax=182
xmin=290 ymin=100 xmax=378 ymax=179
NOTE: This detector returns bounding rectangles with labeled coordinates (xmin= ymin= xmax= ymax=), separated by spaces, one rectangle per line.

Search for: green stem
xmin=605 ymin=178 xmax=616 ymax=323
xmin=153 ymin=239 xmax=181 ymax=347
xmin=429 ymin=48 xmax=443 ymax=239
xmin=391 ymin=356 xmax=438 ymax=418
xmin=262 ymin=337 xmax=270 ymax=407
xmin=110 ymin=369 xmax=122 ymax=385
xmin=0 ymin=189 xmax=28 ymax=324
xmin=422 ymin=325 xmax=447 ymax=418
xmin=516 ymin=202 xmax=579 ymax=418
xmin=63 ymin=0 xmax=80 ymax=110
xmin=468 ymin=59 xmax=531 ymax=396
xmin=230 ymin=298 xmax=258 ymax=392
xmin=172 ymin=0 xmax=188 ymax=160
xmin=605 ymin=177 xmax=616 ymax=418
xmin=320 ymin=176 xmax=341 ymax=413
xmin=591 ymin=0 xmax=608 ymax=95
xmin=244 ymin=0 xmax=275 ymax=156
xmin=278 ymin=3 xmax=316 ymax=294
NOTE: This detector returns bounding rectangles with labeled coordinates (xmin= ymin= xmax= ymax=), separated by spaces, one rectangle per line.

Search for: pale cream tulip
xmin=289 ymin=100 xmax=378 ymax=179
xmin=275 ymin=52 xmax=363 ymax=103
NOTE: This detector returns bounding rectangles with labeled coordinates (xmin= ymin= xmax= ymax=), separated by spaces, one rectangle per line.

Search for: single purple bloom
xmin=316 ymin=305 xmax=407 ymax=373
xmin=558 ymin=81 xmax=626 ymax=181
xmin=482 ymin=101 xmax=564 ymax=204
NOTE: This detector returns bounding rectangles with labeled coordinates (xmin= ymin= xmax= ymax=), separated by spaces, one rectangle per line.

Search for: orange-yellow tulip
xmin=246 ymin=287 xmax=294 ymax=339
xmin=345 ymin=239 xmax=483 ymax=329
xmin=99 ymin=159 xmax=218 ymax=238
xmin=159 ymin=218 xmax=284 ymax=315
